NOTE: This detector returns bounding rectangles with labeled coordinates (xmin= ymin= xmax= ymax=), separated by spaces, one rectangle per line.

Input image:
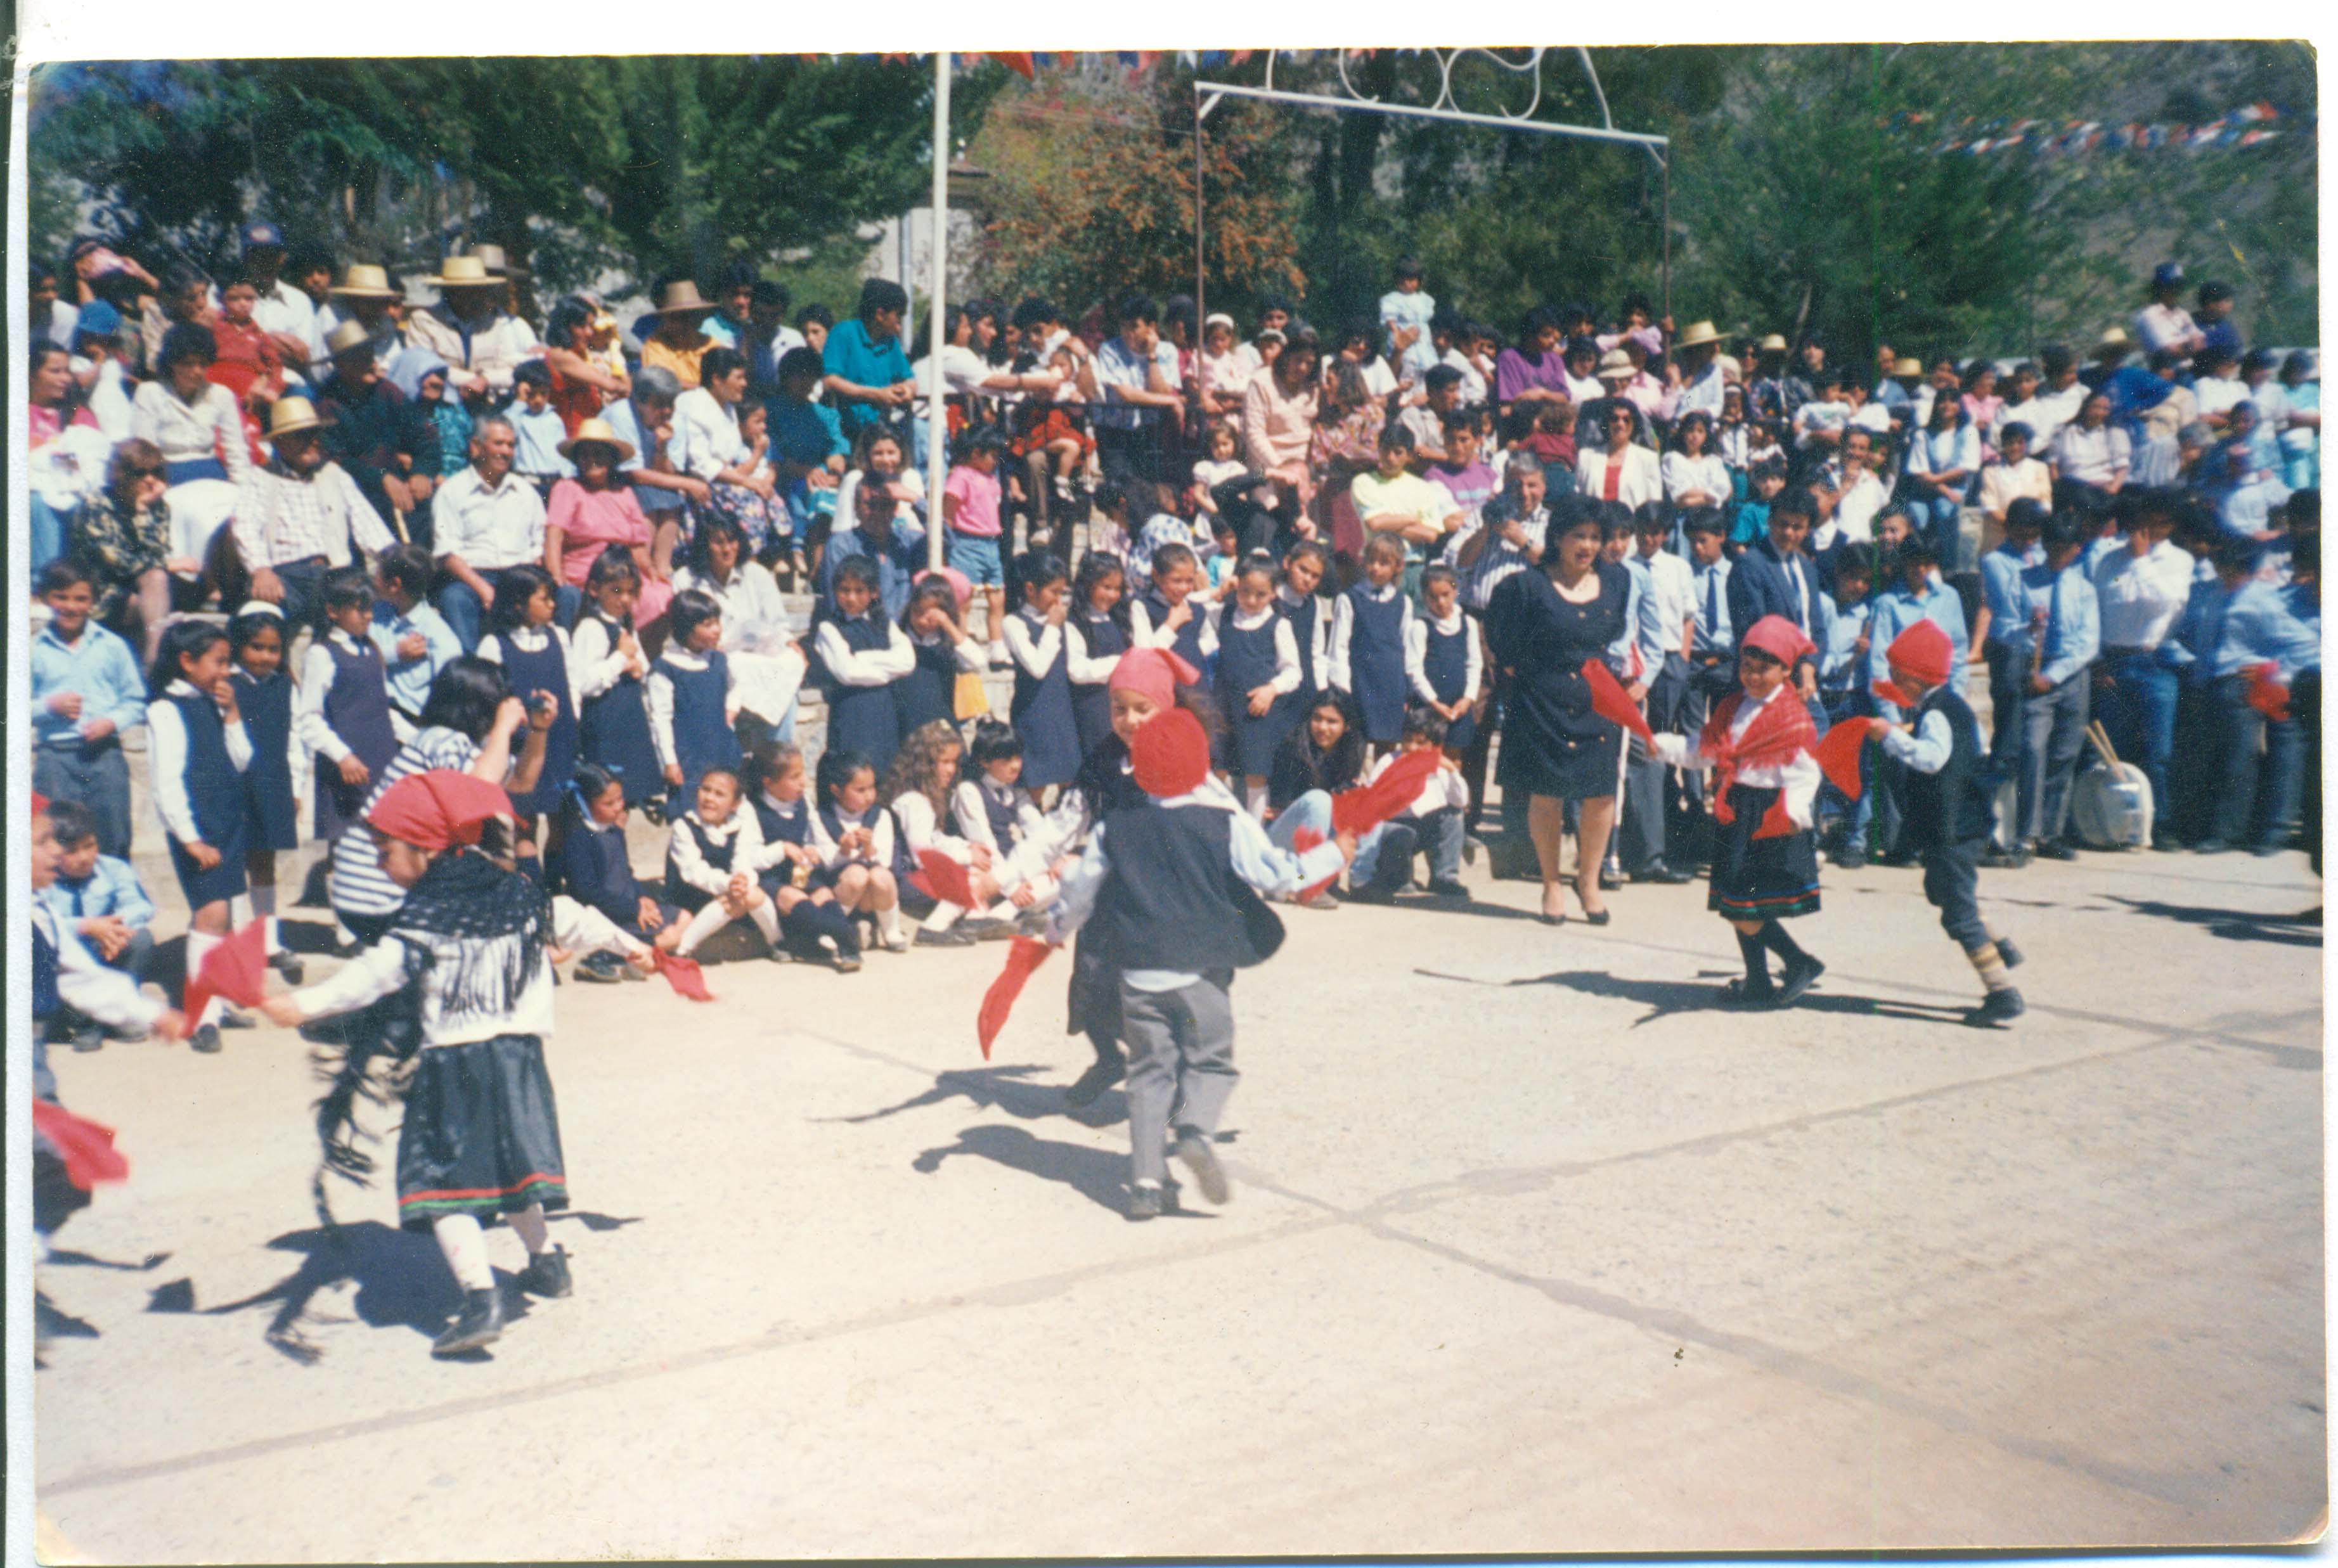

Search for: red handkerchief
xmin=1582 ymin=658 xmax=1657 ymax=748
xmin=1331 ymin=748 xmax=1442 ymax=837
xmin=31 ymin=1099 xmax=130 ymax=1190
xmin=654 ymin=950 xmax=714 ymax=1002
xmin=185 ymin=919 xmax=268 ymax=1025
xmin=1814 ymin=719 xmax=1870 ymax=800
xmin=915 ymin=849 xmax=980 ymax=911
xmin=978 ymin=936 xmax=1056 ymax=1059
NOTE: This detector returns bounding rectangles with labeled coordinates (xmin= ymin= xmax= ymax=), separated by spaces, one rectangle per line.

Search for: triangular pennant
xmin=1814 ymin=719 xmax=1870 ymax=800
xmin=916 ymin=849 xmax=980 ymax=911
xmin=654 ymin=949 xmax=714 ymax=1002
xmin=31 ymin=1099 xmax=131 ymax=1190
xmin=977 ymin=937 xmax=1056 ymax=1059
xmin=185 ymin=919 xmax=269 ymax=1027
xmin=1331 ymin=749 xmax=1443 ymax=837
xmin=1582 ymin=658 xmax=1657 ymax=749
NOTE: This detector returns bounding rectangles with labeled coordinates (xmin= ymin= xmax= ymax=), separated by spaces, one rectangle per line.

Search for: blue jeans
xmin=2212 ymin=673 xmax=2305 ymax=851
xmin=1267 ymin=789 xmax=1386 ymax=890
xmin=30 ymin=495 xmax=70 ymax=577
xmin=436 ymin=568 xmax=541 ymax=653
xmin=2100 ymin=650 xmax=2178 ymax=826
xmin=1911 ymin=493 xmax=1962 ymax=567
xmin=1353 ymin=808 xmax=1464 ymax=887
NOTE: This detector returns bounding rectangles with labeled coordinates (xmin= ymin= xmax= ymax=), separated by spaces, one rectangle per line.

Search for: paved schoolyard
xmin=31 ymin=818 xmax=2325 ymax=1558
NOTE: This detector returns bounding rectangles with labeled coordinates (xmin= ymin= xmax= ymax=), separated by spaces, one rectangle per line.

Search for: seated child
xmin=556 ymin=761 xmax=683 ymax=982
xmin=951 ymin=717 xmax=1064 ymax=906
xmin=505 ymin=361 xmax=576 ymax=499
xmin=37 ymin=799 xmax=160 ymax=1050
xmin=663 ymin=766 xmax=784 ymax=961
xmin=1346 ymin=706 xmax=1472 ymax=903
xmin=742 ymin=740 xmax=862 ymax=972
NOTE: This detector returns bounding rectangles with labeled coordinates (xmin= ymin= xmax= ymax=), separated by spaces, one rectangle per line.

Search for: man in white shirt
xmin=233 ymin=397 xmax=396 ymax=631
xmin=2134 ymin=262 xmax=2204 ymax=356
xmin=431 ymin=416 xmax=548 ymax=651
xmin=1813 ymin=428 xmax=1888 ymax=550
xmin=404 ymin=255 xmax=540 ymax=407
xmin=2090 ymin=494 xmax=2192 ymax=845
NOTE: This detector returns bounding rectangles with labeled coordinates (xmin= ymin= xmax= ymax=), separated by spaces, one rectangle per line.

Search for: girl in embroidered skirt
xmin=1652 ymin=615 xmax=1828 ymax=1007
xmin=259 ymin=770 xmax=653 ymax=1358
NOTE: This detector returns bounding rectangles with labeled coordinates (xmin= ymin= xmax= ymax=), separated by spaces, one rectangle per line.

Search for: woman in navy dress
xmin=477 ymin=565 xmax=579 ymax=832
xmin=813 ymin=557 xmax=915 ymax=774
xmin=1003 ymin=553 xmax=1082 ymax=790
xmin=1484 ymin=496 xmax=1631 ymax=924
xmin=1067 ymin=551 xmax=1132 ymax=760
xmin=573 ymin=549 xmax=662 ymax=809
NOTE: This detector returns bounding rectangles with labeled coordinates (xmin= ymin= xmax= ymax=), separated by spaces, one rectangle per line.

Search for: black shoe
xmin=71 ymin=1026 xmax=105 ymax=1053
xmin=2031 ymin=839 xmax=2076 ymax=862
xmin=1426 ymin=877 xmax=1470 ymax=899
xmin=191 ymin=1023 xmax=222 ymax=1054
xmin=220 ymin=1009 xmax=257 ymax=1029
xmin=1721 ymin=976 xmax=1775 ymax=1007
xmin=514 ymin=1245 xmax=572 ymax=1299
xmin=1773 ymin=954 xmax=1826 ymax=1007
xmin=2191 ymin=838 xmax=2233 ymax=856
xmin=1064 ymin=1056 xmax=1126 ymax=1109
xmin=1126 ymin=1184 xmax=1166 ymax=1222
xmin=1830 ymin=850 xmax=1870 ymax=870
xmin=1346 ymin=882 xmax=1397 ymax=906
xmin=1966 ymin=987 xmax=2026 ymax=1028
xmin=1013 ymin=909 xmax=1050 ymax=938
xmin=1174 ymin=1132 xmax=1230 ymax=1205
xmin=914 ymin=926 xmax=977 ymax=948
xmin=1978 ymin=847 xmax=2029 ymax=870
xmin=2151 ymin=830 xmax=2183 ymax=852
xmin=1995 ymin=937 xmax=2024 ymax=970
xmin=1876 ymin=851 xmax=1920 ymax=868
xmin=430 ymin=1288 xmax=504 ymax=1356
xmin=2251 ymin=842 xmax=2289 ymax=859
xmin=574 ymin=951 xmax=628 ymax=984
xmin=269 ymin=949 xmax=305 ymax=986
xmin=959 ymin=916 xmax=1016 ymax=942
xmin=1599 ymin=866 xmax=1624 ymax=892
xmin=1632 ymin=861 xmax=1694 ymax=885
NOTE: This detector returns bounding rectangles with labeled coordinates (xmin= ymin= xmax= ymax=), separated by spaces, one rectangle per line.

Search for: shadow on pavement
xmin=2105 ymin=896 xmax=2324 ymax=948
xmin=1419 ymin=967 xmax=1976 ymax=1029
xmin=912 ymin=1124 xmax=1161 ymax=1216
xmin=825 ymin=1065 xmax=1127 ymax=1129
xmin=44 ymin=1247 xmax=172 ymax=1271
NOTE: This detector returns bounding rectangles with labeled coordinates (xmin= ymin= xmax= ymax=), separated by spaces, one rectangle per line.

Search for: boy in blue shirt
xmin=1865 ymin=536 xmax=1970 ymax=863
xmin=1728 ymin=459 xmax=1787 ymax=555
xmin=39 ymin=799 xmax=158 ymax=1051
xmin=2195 ymin=532 xmax=2320 ymax=856
xmin=370 ymin=543 xmax=463 ymax=735
xmin=1815 ymin=544 xmax=1876 ymax=863
xmin=2015 ymin=514 xmax=2102 ymax=860
xmin=30 ymin=560 xmax=146 ymax=860
xmin=504 ymin=361 xmax=574 ymax=500
xmin=1975 ymin=499 xmax=2047 ymax=863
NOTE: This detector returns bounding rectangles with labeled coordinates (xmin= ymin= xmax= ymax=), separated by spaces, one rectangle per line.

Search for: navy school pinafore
xmin=231 ymin=669 xmax=299 ymax=852
xmin=578 ymin=612 xmax=662 ymax=806
xmin=1009 ymin=609 xmax=1082 ymax=788
xmin=1345 ymin=585 xmax=1409 ymax=745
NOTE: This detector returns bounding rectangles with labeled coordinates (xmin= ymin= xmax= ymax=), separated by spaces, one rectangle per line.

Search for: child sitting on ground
xmin=810 ymin=747 xmax=910 ymax=953
xmin=952 ymin=717 xmax=1064 ymax=907
xmin=882 ymin=718 xmax=1024 ymax=946
xmin=555 ymin=761 xmax=684 ymax=982
xmin=1346 ymin=705 xmax=1472 ymax=903
xmin=663 ymin=766 xmax=784 ymax=962
xmin=742 ymin=740 xmax=863 ymax=972
xmin=37 ymin=800 xmax=161 ymax=1052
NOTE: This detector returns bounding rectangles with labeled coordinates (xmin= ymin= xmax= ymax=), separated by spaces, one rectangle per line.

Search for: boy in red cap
xmin=1653 ymin=615 xmax=1828 ymax=1006
xmin=1868 ymin=621 xmax=2026 ymax=1025
xmin=1044 ymin=701 xmax=1352 ymax=1219
xmin=260 ymin=770 xmax=656 ymax=1356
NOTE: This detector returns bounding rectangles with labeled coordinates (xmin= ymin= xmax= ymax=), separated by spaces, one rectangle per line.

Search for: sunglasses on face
xmin=129 ymin=466 xmax=167 ymax=480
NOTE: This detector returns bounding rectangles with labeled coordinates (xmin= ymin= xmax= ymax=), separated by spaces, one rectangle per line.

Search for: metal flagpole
xmin=926 ymin=51 xmax=950 ymax=575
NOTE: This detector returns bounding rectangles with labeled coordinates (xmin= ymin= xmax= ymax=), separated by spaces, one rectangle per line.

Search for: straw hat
xmin=1757 ymin=333 xmax=1790 ymax=352
xmin=2096 ymin=326 xmax=2132 ymax=349
xmin=465 ymin=243 xmax=527 ymax=278
xmin=651 ymin=280 xmax=716 ymax=317
xmin=430 ymin=255 xmax=500 ymax=290
xmin=324 ymin=319 xmax=377 ymax=359
xmin=1674 ymin=319 xmax=1721 ymax=349
xmin=266 ymin=397 xmax=327 ymax=439
xmin=556 ymin=416 xmax=636 ymax=465
xmin=1596 ymin=347 xmax=1635 ymax=381
xmin=328 ymin=263 xmax=399 ymax=300
xmin=1892 ymin=356 xmax=1924 ymax=378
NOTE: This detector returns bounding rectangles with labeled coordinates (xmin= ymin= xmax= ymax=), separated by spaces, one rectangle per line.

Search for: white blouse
xmin=131 ymin=380 xmax=252 ymax=482
xmin=1218 ymin=603 xmax=1302 ymax=695
xmin=813 ymin=618 xmax=915 ymax=687
xmin=1652 ymin=684 xmax=1822 ymax=828
xmin=1404 ymin=607 xmax=1484 ymax=706
xmin=146 ymin=680 xmax=254 ymax=846
xmin=644 ymin=648 xmax=740 ymax=771
xmin=668 ymin=809 xmax=766 ymax=898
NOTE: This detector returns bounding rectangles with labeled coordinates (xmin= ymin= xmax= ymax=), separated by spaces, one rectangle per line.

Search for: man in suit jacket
xmin=1726 ymin=486 xmax=1825 ymax=707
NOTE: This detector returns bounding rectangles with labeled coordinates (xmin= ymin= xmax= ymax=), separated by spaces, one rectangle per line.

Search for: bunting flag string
xmin=1899 ymin=101 xmax=2305 ymax=157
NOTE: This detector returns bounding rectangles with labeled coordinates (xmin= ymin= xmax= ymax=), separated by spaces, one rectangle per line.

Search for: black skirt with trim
xmin=1707 ymin=783 xmax=1822 ymax=922
xmin=395 ymin=1032 xmax=568 ymax=1232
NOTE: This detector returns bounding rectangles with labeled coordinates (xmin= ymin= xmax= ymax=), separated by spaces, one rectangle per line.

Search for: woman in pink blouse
xmin=1242 ymin=336 xmax=1322 ymax=510
xmin=543 ymin=420 xmax=673 ymax=629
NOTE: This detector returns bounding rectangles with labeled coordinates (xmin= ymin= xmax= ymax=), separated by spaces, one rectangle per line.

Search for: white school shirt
xmin=1661 ymin=451 xmax=1731 ymax=504
xmin=1404 ymin=606 xmax=1483 ymax=705
xmin=668 ymin=808 xmax=765 ymax=899
xmin=1218 ymin=603 xmax=1303 ymax=696
xmin=644 ymin=648 xmax=740 ymax=771
xmin=1362 ymin=747 xmax=1470 ymax=818
xmin=1327 ymin=581 xmax=1413 ymax=692
xmin=1440 ymin=346 xmax=1488 ymax=406
xmin=910 ymin=626 xmax=991 ymax=677
xmin=952 ymin=776 xmax=1047 ymax=858
xmin=476 ymin=624 xmax=583 ymax=720
xmin=807 ymin=804 xmax=898 ymax=875
xmin=890 ymin=790 xmax=973 ymax=864
xmin=1127 ymin=593 xmax=1220 ymax=660
xmin=34 ymin=902 xmax=164 ymax=1036
xmin=1651 ymin=683 xmax=1822 ymax=828
xmin=570 ymin=615 xmax=642 ymax=700
xmin=288 ymin=890 xmax=638 ymax=1049
xmin=1276 ymin=584 xmax=1331 ymax=690
xmin=811 ymin=618 xmax=915 ymax=688
xmin=1000 ymin=611 xmax=1066 ymax=681
xmin=145 ymin=681 xmax=255 ymax=847
xmin=2091 ymin=537 xmax=2193 ymax=650
xmin=1066 ymin=614 xmax=1125 ymax=689
xmin=1634 ymin=547 xmax=1698 ymax=659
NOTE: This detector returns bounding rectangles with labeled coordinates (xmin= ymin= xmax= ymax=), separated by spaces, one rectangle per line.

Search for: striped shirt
xmin=327 ymin=726 xmax=481 ymax=916
xmin=233 ymin=460 xmax=396 ymax=569
xmin=1452 ymin=501 xmax=1550 ymax=612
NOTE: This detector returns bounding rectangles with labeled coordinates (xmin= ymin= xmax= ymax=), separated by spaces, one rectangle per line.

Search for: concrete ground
xmin=30 ymin=795 xmax=2327 ymax=1558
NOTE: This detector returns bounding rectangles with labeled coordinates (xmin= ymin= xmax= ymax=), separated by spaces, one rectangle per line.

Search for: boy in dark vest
xmin=1046 ymin=706 xmax=1352 ymax=1219
xmin=1867 ymin=620 xmax=2026 ymax=1027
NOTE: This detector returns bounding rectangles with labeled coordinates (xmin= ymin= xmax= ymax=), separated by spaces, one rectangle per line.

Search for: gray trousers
xmin=2020 ymin=671 xmax=2091 ymax=844
xmin=34 ymin=742 xmax=133 ymax=859
xmin=1120 ymin=974 xmax=1238 ymax=1187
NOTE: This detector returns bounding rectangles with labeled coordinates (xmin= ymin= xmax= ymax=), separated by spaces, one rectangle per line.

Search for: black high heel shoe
xmin=1575 ymin=887 xmax=1611 ymax=925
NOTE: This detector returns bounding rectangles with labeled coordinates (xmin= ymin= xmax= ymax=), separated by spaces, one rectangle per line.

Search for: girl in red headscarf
xmin=260 ymin=770 xmax=652 ymax=1359
xmin=1652 ymin=615 xmax=1828 ymax=1007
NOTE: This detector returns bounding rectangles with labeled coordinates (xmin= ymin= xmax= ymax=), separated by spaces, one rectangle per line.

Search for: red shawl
xmin=1698 ymin=688 xmax=1817 ymax=825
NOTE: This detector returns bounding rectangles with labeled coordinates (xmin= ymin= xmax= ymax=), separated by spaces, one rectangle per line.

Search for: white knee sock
xmin=507 ymin=1203 xmax=550 ymax=1257
xmin=674 ymin=901 xmax=733 ymax=958
xmin=924 ymin=901 xmax=964 ymax=933
xmin=748 ymin=899 xmax=781 ymax=948
xmin=432 ymin=1214 xmax=494 ymax=1292
xmin=249 ymin=881 xmax=276 ymax=919
xmin=184 ymin=930 xmax=223 ymax=1027
xmin=1245 ymin=781 xmax=1269 ymax=818
xmin=875 ymin=904 xmax=905 ymax=944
